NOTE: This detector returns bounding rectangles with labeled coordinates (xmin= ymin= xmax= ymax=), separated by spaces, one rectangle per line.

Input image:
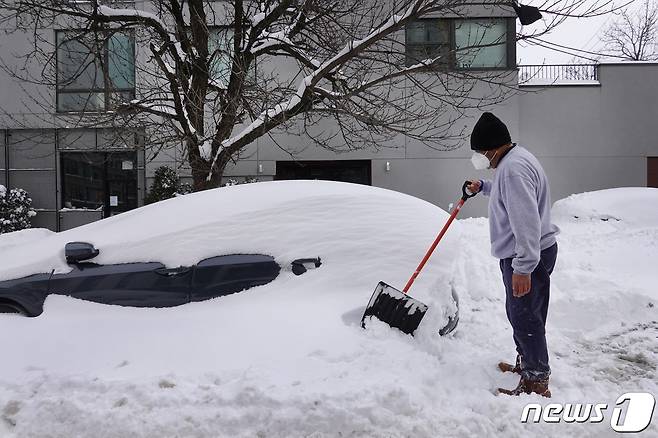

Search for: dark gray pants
xmin=500 ymin=243 xmax=557 ymax=381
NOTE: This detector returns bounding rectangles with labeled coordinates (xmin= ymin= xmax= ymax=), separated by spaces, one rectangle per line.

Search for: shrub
xmin=145 ymin=166 xmax=192 ymax=204
xmin=0 ymin=185 xmax=37 ymax=234
xmin=222 ymin=177 xmax=259 ymax=187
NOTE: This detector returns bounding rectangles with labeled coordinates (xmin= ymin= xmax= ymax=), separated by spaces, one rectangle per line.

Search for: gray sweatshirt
xmin=480 ymin=145 xmax=559 ymax=274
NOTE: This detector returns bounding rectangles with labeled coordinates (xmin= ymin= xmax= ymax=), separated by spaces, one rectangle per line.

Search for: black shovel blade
xmin=361 ymin=281 xmax=428 ymax=336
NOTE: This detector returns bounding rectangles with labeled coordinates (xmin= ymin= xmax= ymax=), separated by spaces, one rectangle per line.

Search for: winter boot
xmin=497 ymin=376 xmax=551 ymax=398
xmin=497 ymin=354 xmax=522 ymax=375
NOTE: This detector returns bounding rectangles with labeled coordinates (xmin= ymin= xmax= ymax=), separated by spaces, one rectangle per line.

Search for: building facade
xmin=1 ymin=3 xmax=657 ymax=231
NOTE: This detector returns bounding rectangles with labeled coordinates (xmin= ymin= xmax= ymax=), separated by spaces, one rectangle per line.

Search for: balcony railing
xmin=519 ymin=64 xmax=599 ymax=84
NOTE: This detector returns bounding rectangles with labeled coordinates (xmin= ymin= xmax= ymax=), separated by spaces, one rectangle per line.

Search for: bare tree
xmin=0 ymin=0 xmax=623 ymax=190
xmin=601 ymin=0 xmax=658 ymax=60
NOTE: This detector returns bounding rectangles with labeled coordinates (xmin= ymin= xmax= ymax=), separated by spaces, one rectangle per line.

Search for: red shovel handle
xmin=402 ymin=181 xmax=475 ymax=293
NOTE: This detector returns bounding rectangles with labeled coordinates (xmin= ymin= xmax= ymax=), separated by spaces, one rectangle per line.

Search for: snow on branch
xmin=207 ymin=1 xmax=426 ymax=179
xmin=122 ymin=100 xmax=178 ymax=118
xmin=249 ymin=28 xmax=295 ymax=54
xmin=95 ymin=5 xmax=186 ymax=61
xmin=96 ymin=5 xmax=169 ymax=31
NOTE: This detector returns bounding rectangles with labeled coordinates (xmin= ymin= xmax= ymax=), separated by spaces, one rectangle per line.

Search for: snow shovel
xmin=361 ymin=181 xmax=477 ymax=335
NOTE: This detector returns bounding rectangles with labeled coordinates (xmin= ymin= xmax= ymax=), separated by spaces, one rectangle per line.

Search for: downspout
xmin=3 ymin=129 xmax=8 ymax=187
xmin=55 ymin=128 xmax=61 ymax=231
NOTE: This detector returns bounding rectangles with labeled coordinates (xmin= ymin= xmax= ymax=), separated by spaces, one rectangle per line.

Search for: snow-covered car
xmin=0 ymin=240 xmax=321 ymax=316
xmin=0 ymin=180 xmax=460 ymax=335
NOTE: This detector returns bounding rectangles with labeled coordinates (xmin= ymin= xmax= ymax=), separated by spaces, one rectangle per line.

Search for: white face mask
xmin=471 ymin=152 xmax=491 ymax=170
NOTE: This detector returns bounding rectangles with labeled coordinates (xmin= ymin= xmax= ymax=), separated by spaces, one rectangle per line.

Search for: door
xmin=49 ymin=262 xmax=192 ymax=308
xmin=106 ymin=152 xmax=138 ymax=215
xmin=649 ymin=157 xmax=658 ymax=188
xmin=275 ymin=160 xmax=371 ymax=185
xmin=61 ymin=151 xmax=138 ymax=218
xmin=191 ymin=254 xmax=280 ymax=302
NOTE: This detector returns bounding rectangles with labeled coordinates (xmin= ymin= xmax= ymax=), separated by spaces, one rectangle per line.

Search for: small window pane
xmin=61 ymin=152 xmax=105 ymax=210
xmin=455 ymin=19 xmax=507 ymax=69
xmin=57 ymin=33 xmax=104 ymax=90
xmin=57 ymin=92 xmax=105 ymax=112
xmin=406 ymin=22 xmax=427 ymax=44
xmin=406 ymin=20 xmax=449 ymax=44
xmin=405 ymin=20 xmax=450 ymax=67
xmin=406 ymin=45 xmax=448 ymax=66
xmin=108 ymin=91 xmax=136 ymax=109
xmin=426 ymin=20 xmax=449 ymax=44
xmin=108 ymin=33 xmax=135 ymax=89
xmin=209 ymin=28 xmax=234 ymax=87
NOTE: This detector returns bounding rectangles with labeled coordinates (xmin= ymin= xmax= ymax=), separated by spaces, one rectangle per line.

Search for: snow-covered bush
xmin=222 ymin=177 xmax=259 ymax=187
xmin=145 ymin=166 xmax=192 ymax=204
xmin=0 ymin=185 xmax=37 ymax=234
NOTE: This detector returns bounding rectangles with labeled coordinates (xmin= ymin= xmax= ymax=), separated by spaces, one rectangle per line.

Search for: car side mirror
xmin=291 ymin=257 xmax=322 ymax=276
xmin=65 ymin=242 xmax=100 ymax=264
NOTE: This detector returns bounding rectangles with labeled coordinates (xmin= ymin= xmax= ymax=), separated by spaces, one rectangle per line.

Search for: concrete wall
xmin=517 ymin=63 xmax=658 ymax=204
xmin=241 ymin=73 xmax=520 ymax=217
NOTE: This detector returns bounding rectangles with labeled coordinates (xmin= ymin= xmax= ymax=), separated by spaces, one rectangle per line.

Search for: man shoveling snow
xmin=467 ymin=112 xmax=560 ymax=398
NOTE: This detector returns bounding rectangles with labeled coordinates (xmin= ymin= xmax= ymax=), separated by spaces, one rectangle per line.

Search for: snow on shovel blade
xmin=361 ymin=281 xmax=428 ymax=336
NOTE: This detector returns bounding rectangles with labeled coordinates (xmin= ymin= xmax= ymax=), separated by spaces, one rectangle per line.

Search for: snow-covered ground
xmin=0 ymin=183 xmax=656 ymax=438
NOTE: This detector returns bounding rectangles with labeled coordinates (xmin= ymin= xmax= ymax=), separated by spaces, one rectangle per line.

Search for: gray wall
xmin=4 ymin=130 xmax=58 ymax=229
xmin=517 ymin=63 xmax=658 ymax=204
xmin=232 ymin=62 xmax=658 ymax=218
xmin=220 ymin=69 xmax=521 ymax=218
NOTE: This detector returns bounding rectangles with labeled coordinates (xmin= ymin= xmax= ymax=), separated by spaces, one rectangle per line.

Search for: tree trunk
xmin=188 ymin=139 xmax=223 ymax=191
xmin=191 ymin=160 xmax=222 ymax=191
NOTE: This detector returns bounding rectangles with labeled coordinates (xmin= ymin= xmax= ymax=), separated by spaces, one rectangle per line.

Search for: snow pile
xmin=550 ymin=187 xmax=658 ymax=323
xmin=0 ymin=183 xmax=460 ymax=328
xmin=0 ymin=184 xmax=657 ymax=438
xmin=0 ymin=228 xmax=54 ymax=251
xmin=0 ymin=179 xmax=460 ymax=368
xmin=552 ymin=187 xmax=658 ymax=226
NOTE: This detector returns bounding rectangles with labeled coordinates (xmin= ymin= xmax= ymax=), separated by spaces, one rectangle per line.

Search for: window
xmin=209 ymin=27 xmax=234 ymax=88
xmin=405 ymin=18 xmax=512 ymax=70
xmin=405 ymin=19 xmax=450 ymax=67
xmin=56 ymin=31 xmax=135 ymax=112
xmin=455 ymin=19 xmax=508 ymax=69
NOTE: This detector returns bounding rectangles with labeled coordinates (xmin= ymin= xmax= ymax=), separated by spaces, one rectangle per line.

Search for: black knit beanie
xmin=470 ymin=112 xmax=511 ymax=151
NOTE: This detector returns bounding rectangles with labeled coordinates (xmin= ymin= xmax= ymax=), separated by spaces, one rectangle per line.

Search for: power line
xmin=527 ymin=36 xmax=628 ymax=60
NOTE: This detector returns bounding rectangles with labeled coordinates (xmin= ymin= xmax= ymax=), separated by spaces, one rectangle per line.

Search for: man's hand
xmin=512 ymin=273 xmax=531 ymax=297
xmin=466 ymin=180 xmax=482 ymax=195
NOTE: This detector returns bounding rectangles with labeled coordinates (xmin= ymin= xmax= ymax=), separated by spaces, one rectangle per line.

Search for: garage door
xmin=275 ymin=160 xmax=371 ymax=185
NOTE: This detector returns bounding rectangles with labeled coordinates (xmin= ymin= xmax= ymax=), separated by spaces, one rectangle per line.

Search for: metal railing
xmin=518 ymin=64 xmax=599 ymax=83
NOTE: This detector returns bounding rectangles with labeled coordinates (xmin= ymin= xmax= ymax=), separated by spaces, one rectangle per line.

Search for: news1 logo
xmin=521 ymin=392 xmax=656 ymax=433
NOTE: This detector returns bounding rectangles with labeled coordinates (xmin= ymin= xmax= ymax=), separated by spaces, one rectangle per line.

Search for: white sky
xmin=516 ymin=0 xmax=640 ymax=64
